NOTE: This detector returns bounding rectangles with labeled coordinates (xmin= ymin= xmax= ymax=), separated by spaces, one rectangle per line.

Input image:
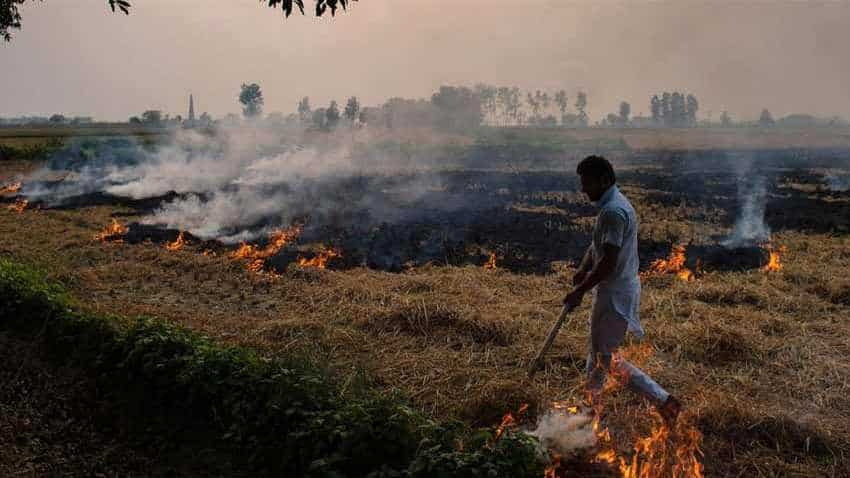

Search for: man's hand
xmin=563 ymin=288 xmax=585 ymax=308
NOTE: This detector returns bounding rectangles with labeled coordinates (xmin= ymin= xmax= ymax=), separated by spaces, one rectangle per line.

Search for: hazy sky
xmin=3 ymin=0 xmax=850 ymax=121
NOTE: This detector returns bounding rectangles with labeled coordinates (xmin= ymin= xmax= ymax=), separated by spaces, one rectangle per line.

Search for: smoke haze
xmin=3 ymin=1 xmax=850 ymax=121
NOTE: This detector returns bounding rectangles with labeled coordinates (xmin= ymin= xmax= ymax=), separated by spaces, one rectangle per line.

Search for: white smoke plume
xmin=526 ymin=408 xmax=597 ymax=456
xmin=19 ymin=125 xmax=496 ymax=244
xmin=722 ymin=154 xmax=771 ymax=247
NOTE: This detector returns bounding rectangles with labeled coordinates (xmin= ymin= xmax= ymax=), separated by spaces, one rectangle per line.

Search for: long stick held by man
xmin=563 ymin=155 xmax=681 ymax=423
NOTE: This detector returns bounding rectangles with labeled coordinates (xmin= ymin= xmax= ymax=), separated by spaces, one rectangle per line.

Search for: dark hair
xmin=576 ymin=155 xmax=616 ymax=184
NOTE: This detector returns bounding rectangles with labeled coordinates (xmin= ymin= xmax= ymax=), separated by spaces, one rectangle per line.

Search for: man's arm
xmin=574 ymin=244 xmax=619 ymax=295
xmin=564 ymin=209 xmax=626 ymax=307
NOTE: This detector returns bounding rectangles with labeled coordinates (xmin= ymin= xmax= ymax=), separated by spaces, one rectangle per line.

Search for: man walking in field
xmin=562 ymin=155 xmax=680 ymax=422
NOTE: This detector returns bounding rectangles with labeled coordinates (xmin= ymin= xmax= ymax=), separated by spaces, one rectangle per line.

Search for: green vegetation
xmin=0 ymin=258 xmax=544 ymax=477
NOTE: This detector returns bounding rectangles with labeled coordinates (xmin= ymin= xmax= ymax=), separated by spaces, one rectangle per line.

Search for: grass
xmin=0 ymin=257 xmax=545 ymax=477
xmin=1 ymin=139 xmax=849 ymax=476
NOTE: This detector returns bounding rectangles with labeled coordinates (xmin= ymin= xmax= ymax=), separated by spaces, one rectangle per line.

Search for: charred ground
xmin=1 ymin=130 xmax=849 ymax=476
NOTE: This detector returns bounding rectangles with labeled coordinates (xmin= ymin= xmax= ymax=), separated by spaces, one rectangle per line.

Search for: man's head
xmin=576 ymin=155 xmax=616 ymax=202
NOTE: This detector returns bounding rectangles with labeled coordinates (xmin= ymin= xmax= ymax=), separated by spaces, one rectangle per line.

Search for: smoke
xmin=19 ymin=125 xmax=505 ymax=246
xmin=526 ymin=408 xmax=597 ymax=456
xmin=722 ymin=155 xmax=771 ymax=247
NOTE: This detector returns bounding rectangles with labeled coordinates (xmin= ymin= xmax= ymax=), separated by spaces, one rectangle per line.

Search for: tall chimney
xmin=188 ymin=94 xmax=195 ymax=122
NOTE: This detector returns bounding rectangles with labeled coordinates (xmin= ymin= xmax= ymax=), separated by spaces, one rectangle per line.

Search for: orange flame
xmin=762 ymin=243 xmax=783 ymax=272
xmin=492 ymin=403 xmax=529 ymax=444
xmin=484 ymin=252 xmax=498 ymax=270
xmin=541 ymin=350 xmax=703 ymax=478
xmin=94 ymin=219 xmax=128 ymax=242
xmin=231 ymin=225 xmax=303 ymax=273
xmin=7 ymin=198 xmax=28 ymax=214
xmin=165 ymin=232 xmax=186 ymax=251
xmin=643 ymin=244 xmax=695 ymax=281
xmin=543 ymin=454 xmax=562 ymax=478
xmin=298 ymin=247 xmax=342 ymax=269
xmin=1 ymin=181 xmax=22 ymax=195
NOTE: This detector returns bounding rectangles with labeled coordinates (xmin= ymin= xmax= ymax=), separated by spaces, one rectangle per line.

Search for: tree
xmin=2 ymin=0 xmax=356 ymax=41
xmin=343 ymin=96 xmax=360 ymax=123
xmin=297 ymin=96 xmax=311 ymax=122
xmin=759 ymin=108 xmax=775 ymax=127
xmin=431 ymin=85 xmax=483 ymax=131
xmin=325 ymin=100 xmax=340 ymax=129
xmin=661 ymin=92 xmax=672 ymax=126
xmin=575 ymin=91 xmax=588 ymax=127
xmin=554 ymin=90 xmax=568 ymax=118
xmin=618 ymin=101 xmax=631 ymax=126
xmin=685 ymin=94 xmax=698 ymax=126
xmin=670 ymin=92 xmax=685 ymax=127
xmin=141 ymin=110 xmax=163 ymax=125
xmin=650 ymin=95 xmax=661 ymax=124
xmin=49 ymin=114 xmax=66 ymax=124
xmin=312 ymin=107 xmax=327 ymax=130
xmin=239 ymin=83 xmax=264 ymax=119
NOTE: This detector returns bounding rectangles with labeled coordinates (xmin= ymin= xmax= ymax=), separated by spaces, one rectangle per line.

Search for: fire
xmin=6 ymin=198 xmax=28 ymax=214
xmin=762 ymin=243 xmax=783 ymax=272
xmin=165 ymin=232 xmax=186 ymax=251
xmin=492 ymin=403 xmax=529 ymax=444
xmin=231 ymin=225 xmax=303 ymax=273
xmin=94 ymin=218 xmax=128 ymax=242
xmin=298 ymin=247 xmax=342 ymax=269
xmin=643 ymin=244 xmax=696 ymax=281
xmin=484 ymin=252 xmax=498 ymax=270
xmin=1 ymin=181 xmax=22 ymax=195
xmin=541 ymin=352 xmax=703 ymax=478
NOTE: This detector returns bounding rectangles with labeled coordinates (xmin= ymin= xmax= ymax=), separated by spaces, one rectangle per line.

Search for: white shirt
xmin=590 ymin=185 xmax=644 ymax=337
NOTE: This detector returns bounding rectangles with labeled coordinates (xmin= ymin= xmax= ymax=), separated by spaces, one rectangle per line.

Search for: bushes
xmin=0 ymin=258 xmax=544 ymax=477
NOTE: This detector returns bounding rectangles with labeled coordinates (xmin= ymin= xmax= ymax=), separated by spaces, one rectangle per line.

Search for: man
xmin=563 ymin=155 xmax=680 ymax=423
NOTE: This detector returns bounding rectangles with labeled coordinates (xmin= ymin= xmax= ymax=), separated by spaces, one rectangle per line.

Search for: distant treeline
xmin=5 ymin=83 xmax=848 ymax=131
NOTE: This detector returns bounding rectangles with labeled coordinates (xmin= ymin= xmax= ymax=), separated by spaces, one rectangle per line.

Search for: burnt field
xmin=2 ymin=134 xmax=850 ymax=476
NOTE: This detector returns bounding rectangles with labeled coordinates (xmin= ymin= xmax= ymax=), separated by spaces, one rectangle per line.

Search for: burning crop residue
xmin=484 ymin=252 xmax=498 ymax=270
xmin=231 ymin=224 xmax=303 ymax=274
xmin=762 ymin=243 xmax=784 ymax=272
xmin=642 ymin=244 xmax=698 ymax=281
xmin=534 ymin=401 xmax=704 ymax=477
xmin=94 ymin=219 xmax=128 ymax=242
xmin=1 ymin=181 xmax=22 ymax=195
xmin=491 ymin=403 xmax=529 ymax=445
xmin=6 ymin=198 xmax=28 ymax=214
xmin=165 ymin=232 xmax=187 ymax=251
xmin=297 ymin=247 xmax=342 ymax=269
xmin=530 ymin=345 xmax=703 ymax=477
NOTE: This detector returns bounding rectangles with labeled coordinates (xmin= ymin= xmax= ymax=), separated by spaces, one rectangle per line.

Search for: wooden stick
xmin=527 ymin=304 xmax=575 ymax=378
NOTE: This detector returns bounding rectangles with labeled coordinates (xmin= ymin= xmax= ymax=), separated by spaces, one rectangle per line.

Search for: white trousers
xmin=585 ymin=309 xmax=669 ymax=405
